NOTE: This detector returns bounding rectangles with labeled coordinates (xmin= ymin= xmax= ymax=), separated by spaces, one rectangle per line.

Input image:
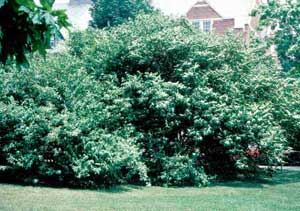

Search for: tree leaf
xmin=40 ymin=0 xmax=55 ymax=10
xmin=15 ymin=0 xmax=35 ymax=9
xmin=0 ymin=0 xmax=6 ymax=8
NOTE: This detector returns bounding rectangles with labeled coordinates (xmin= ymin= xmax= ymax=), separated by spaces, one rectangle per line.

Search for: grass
xmin=0 ymin=170 xmax=300 ymax=211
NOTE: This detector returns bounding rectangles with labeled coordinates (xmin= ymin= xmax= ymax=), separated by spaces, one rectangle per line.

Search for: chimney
xmin=244 ymin=24 xmax=250 ymax=46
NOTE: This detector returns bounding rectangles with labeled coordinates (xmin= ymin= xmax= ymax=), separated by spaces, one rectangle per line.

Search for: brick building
xmin=186 ymin=0 xmax=262 ymax=42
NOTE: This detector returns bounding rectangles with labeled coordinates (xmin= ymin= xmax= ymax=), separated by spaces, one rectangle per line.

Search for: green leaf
xmin=31 ymin=13 xmax=42 ymax=24
xmin=52 ymin=9 xmax=72 ymax=28
xmin=18 ymin=6 xmax=31 ymax=14
xmin=40 ymin=0 xmax=55 ymax=10
xmin=0 ymin=0 xmax=69 ymax=66
xmin=0 ymin=0 xmax=6 ymax=8
xmin=15 ymin=0 xmax=35 ymax=9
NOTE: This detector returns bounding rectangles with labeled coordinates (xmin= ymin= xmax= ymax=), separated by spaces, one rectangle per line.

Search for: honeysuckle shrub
xmin=271 ymin=76 xmax=300 ymax=151
xmin=69 ymin=13 xmax=287 ymax=173
xmin=0 ymin=55 xmax=148 ymax=187
xmin=0 ymin=13 xmax=291 ymax=187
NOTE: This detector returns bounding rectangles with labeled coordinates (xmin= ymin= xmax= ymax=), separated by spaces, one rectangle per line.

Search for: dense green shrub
xmin=0 ymin=14 xmax=291 ymax=188
xmin=69 ymin=15 xmax=194 ymax=80
xmin=0 ymin=55 xmax=147 ymax=187
xmin=250 ymin=0 xmax=300 ymax=150
xmin=271 ymin=77 xmax=300 ymax=151
xmin=68 ymin=14 xmax=288 ymax=183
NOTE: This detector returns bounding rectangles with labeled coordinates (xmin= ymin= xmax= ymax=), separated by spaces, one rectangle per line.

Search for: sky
xmin=55 ymin=0 xmax=69 ymax=3
xmin=53 ymin=0 xmax=199 ymax=14
xmin=53 ymin=0 xmax=256 ymax=28
xmin=151 ymin=0 xmax=255 ymax=28
xmin=152 ymin=0 xmax=254 ymax=17
xmin=54 ymin=0 xmax=254 ymax=17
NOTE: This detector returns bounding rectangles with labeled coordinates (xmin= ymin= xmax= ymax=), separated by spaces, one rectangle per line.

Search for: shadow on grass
xmin=0 ymin=166 xmax=145 ymax=193
xmin=1 ymin=170 xmax=299 ymax=192
xmin=0 ymin=180 xmax=145 ymax=194
xmin=214 ymin=170 xmax=300 ymax=189
xmin=98 ymin=185 xmax=145 ymax=193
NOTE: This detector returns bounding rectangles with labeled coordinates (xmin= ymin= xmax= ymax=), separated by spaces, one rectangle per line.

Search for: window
xmin=203 ymin=20 xmax=211 ymax=32
xmin=191 ymin=20 xmax=212 ymax=32
xmin=192 ymin=20 xmax=200 ymax=28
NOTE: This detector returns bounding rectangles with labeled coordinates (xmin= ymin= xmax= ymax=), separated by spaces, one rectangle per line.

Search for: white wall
xmin=54 ymin=0 xmax=92 ymax=30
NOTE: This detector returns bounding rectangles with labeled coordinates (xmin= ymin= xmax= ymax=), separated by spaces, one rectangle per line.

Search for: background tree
xmin=0 ymin=0 xmax=70 ymax=66
xmin=252 ymin=0 xmax=300 ymax=72
xmin=90 ymin=0 xmax=154 ymax=28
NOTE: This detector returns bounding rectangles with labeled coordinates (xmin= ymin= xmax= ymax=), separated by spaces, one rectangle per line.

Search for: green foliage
xmin=67 ymin=14 xmax=287 ymax=184
xmin=90 ymin=0 xmax=154 ymax=28
xmin=160 ymin=155 xmax=209 ymax=187
xmin=0 ymin=0 xmax=70 ymax=66
xmin=271 ymin=76 xmax=300 ymax=151
xmin=0 ymin=55 xmax=147 ymax=187
xmin=0 ymin=14 xmax=290 ymax=187
xmin=252 ymin=0 xmax=300 ymax=150
xmin=252 ymin=0 xmax=300 ymax=72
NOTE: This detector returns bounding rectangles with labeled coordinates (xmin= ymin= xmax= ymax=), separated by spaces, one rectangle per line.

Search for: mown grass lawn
xmin=0 ymin=170 xmax=299 ymax=211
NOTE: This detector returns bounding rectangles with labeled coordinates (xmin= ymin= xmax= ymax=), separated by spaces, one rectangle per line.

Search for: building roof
xmin=187 ymin=1 xmax=222 ymax=20
xmin=195 ymin=1 xmax=210 ymax=6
